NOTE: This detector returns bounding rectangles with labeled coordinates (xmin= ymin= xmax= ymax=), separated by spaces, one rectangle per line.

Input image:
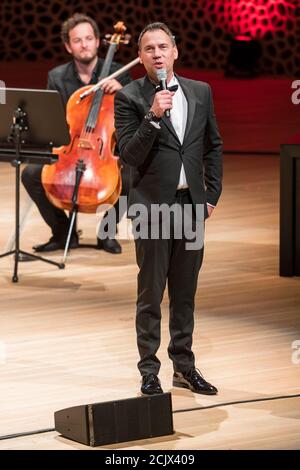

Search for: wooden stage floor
xmin=0 ymin=154 xmax=299 ymax=450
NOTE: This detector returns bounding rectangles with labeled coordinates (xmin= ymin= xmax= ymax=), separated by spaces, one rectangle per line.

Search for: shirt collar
xmin=72 ymin=57 xmax=101 ymax=85
xmin=148 ymin=72 xmax=178 ymax=87
xmin=168 ymin=74 xmax=179 ymax=87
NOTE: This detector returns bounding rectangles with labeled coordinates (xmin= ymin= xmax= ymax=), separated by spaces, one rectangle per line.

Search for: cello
xmin=41 ymin=22 xmax=130 ymax=214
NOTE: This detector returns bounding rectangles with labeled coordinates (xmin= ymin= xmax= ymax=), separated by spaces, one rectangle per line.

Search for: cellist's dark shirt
xmin=47 ymin=58 xmax=132 ymax=108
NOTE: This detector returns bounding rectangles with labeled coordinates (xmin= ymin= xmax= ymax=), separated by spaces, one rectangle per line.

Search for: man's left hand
xmin=207 ymin=205 xmax=214 ymax=217
xmin=101 ymin=79 xmax=122 ymax=94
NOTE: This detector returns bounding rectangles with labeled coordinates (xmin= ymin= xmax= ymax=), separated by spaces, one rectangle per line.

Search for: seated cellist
xmin=21 ymin=13 xmax=131 ymax=254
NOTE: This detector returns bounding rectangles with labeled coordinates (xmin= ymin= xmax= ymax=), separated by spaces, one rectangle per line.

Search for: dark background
xmin=0 ymin=0 xmax=299 ymax=76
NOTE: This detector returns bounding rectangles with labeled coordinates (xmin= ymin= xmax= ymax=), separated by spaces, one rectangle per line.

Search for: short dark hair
xmin=61 ymin=13 xmax=100 ymax=44
xmin=138 ymin=22 xmax=176 ymax=49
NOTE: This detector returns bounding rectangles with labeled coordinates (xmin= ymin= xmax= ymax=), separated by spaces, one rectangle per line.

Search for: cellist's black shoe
xmin=97 ymin=238 xmax=122 ymax=254
xmin=141 ymin=374 xmax=163 ymax=396
xmin=33 ymin=234 xmax=79 ymax=252
xmin=173 ymin=368 xmax=218 ymax=395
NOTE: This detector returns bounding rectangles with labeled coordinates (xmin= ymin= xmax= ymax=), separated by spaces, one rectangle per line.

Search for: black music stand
xmin=0 ymin=88 xmax=70 ymax=282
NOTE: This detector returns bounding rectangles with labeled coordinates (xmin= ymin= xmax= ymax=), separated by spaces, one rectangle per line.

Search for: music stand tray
xmin=0 ymin=88 xmax=70 ymax=282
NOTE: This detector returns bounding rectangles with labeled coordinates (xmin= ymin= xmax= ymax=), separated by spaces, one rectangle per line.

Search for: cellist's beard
xmin=78 ymin=56 xmax=97 ymax=65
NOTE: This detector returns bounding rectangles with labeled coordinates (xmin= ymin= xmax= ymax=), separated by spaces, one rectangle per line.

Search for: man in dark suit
xmin=114 ymin=23 xmax=223 ymax=395
xmin=21 ymin=13 xmax=131 ymax=254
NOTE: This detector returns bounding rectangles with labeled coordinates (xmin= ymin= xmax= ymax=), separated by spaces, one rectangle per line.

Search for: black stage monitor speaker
xmin=54 ymin=392 xmax=174 ymax=446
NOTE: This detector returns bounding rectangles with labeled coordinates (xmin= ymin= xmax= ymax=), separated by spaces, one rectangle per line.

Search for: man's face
xmin=139 ymin=29 xmax=178 ymax=82
xmin=64 ymin=22 xmax=99 ymax=64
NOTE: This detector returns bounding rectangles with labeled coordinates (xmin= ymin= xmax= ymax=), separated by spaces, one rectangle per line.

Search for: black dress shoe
xmin=97 ymin=238 xmax=122 ymax=254
xmin=141 ymin=374 xmax=163 ymax=395
xmin=173 ymin=368 xmax=218 ymax=395
xmin=33 ymin=234 xmax=79 ymax=253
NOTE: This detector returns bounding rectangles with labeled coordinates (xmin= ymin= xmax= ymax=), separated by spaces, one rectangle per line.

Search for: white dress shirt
xmin=168 ymin=75 xmax=189 ymax=189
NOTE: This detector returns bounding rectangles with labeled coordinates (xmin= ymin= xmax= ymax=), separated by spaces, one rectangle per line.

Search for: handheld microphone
xmin=156 ymin=69 xmax=170 ymax=118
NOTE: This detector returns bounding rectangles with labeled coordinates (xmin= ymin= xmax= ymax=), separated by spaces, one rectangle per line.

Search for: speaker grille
xmin=90 ymin=393 xmax=173 ymax=446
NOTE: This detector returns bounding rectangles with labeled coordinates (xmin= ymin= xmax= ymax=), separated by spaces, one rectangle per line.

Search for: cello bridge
xmin=78 ymin=139 xmax=94 ymax=150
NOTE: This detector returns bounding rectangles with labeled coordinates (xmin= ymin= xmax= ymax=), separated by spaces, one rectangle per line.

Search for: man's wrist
xmin=144 ymin=110 xmax=161 ymax=123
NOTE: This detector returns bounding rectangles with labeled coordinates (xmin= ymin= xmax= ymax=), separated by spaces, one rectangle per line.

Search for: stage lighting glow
xmin=204 ymin=0 xmax=296 ymax=38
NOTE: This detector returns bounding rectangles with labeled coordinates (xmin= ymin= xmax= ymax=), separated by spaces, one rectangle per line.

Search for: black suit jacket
xmin=115 ymin=74 xmax=223 ymax=219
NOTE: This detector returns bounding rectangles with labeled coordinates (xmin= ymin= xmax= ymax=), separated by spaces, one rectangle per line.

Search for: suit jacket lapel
xmin=176 ymin=75 xmax=196 ymax=143
xmin=140 ymin=75 xmax=156 ymax=110
xmin=141 ymin=76 xmax=181 ymax=144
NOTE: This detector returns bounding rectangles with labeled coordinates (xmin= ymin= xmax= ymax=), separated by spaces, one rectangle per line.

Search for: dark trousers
xmin=134 ymin=189 xmax=204 ymax=376
xmin=21 ymin=164 xmax=130 ymax=239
